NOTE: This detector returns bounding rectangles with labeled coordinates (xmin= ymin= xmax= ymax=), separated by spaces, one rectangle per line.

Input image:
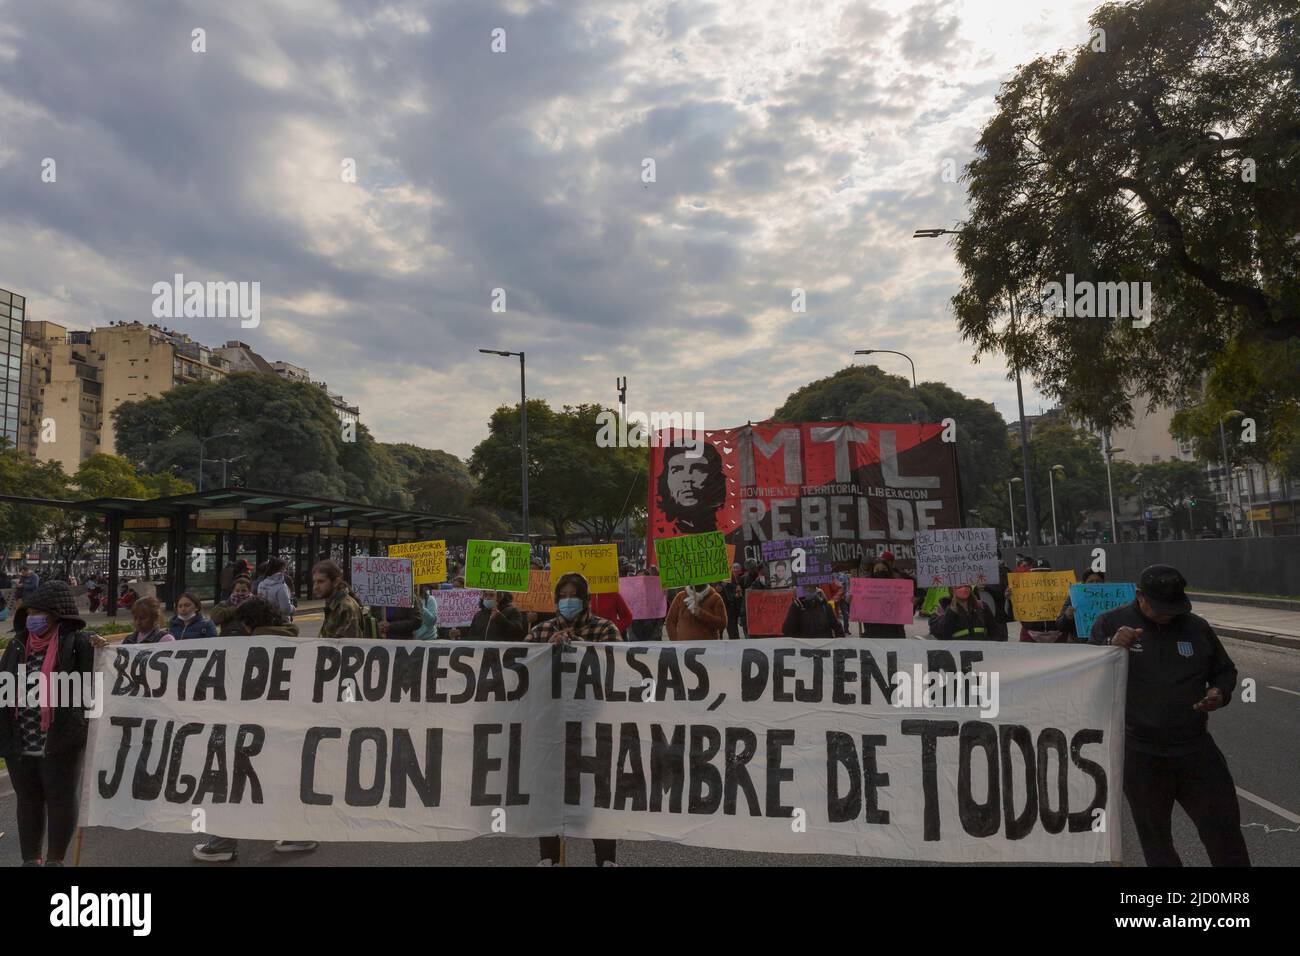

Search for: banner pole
xmin=558 ymin=836 xmax=568 ymax=867
xmin=71 ymin=826 xmax=85 ymax=867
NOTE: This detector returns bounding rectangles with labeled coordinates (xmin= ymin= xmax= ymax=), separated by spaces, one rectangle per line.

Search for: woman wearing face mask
xmin=935 ymin=583 xmax=990 ymax=640
xmin=860 ymin=560 xmax=907 ymax=639
xmin=526 ymin=573 xmax=619 ymax=866
xmin=782 ymin=586 xmax=845 ymax=638
xmin=122 ymin=596 xmax=175 ymax=645
xmin=168 ymin=591 xmax=218 ymax=640
xmin=0 ymin=582 xmax=103 ymax=866
xmin=469 ymin=590 xmax=527 ymax=641
xmin=210 ymin=576 xmax=255 ymax=636
xmin=665 ymin=581 xmax=728 ymax=641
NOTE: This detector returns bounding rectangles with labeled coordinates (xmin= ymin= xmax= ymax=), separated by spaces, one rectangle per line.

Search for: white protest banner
xmin=915 ymin=528 xmax=999 ymax=587
xmin=84 ymin=639 xmax=563 ymax=842
xmin=350 ymin=557 xmax=413 ymax=607
xmin=85 ymin=638 xmax=1126 ymax=863
xmin=437 ymin=589 xmax=484 ymax=628
xmin=559 ymin=640 xmax=1125 ymax=863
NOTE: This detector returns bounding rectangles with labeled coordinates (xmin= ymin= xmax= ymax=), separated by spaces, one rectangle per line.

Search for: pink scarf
xmin=23 ymin=622 xmax=60 ymax=732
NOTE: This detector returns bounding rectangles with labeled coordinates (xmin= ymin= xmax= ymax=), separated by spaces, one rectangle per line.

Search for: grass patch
xmin=88 ymin=621 xmax=132 ymax=636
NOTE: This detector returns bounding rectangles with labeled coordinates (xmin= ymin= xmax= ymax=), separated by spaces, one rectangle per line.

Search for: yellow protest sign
xmin=1008 ymin=571 xmax=1077 ymax=622
xmin=549 ymin=544 xmax=619 ymax=594
xmin=386 ymin=540 xmax=447 ymax=585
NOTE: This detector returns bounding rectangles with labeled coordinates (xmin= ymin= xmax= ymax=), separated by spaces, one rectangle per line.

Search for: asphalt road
xmin=2 ymin=625 xmax=1296 ymax=867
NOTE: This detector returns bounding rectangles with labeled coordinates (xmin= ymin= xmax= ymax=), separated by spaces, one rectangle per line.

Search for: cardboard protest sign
xmin=436 ymin=588 xmax=484 ymax=628
xmin=349 ymin=557 xmax=413 ymax=607
xmin=1008 ymin=571 xmax=1078 ymax=622
xmin=549 ymin=544 xmax=619 ymax=594
xmin=514 ymin=570 xmax=556 ymax=613
xmin=915 ymin=528 xmax=1000 ymax=587
xmin=386 ymin=540 xmax=447 ymax=585
xmin=849 ymin=577 xmax=914 ymax=625
xmin=744 ymin=588 xmax=794 ymax=636
xmin=761 ymin=536 xmax=833 ymax=586
xmin=654 ymin=531 xmax=730 ymax=588
xmin=619 ymin=575 xmax=667 ymax=620
xmin=465 ymin=539 xmax=531 ymax=591
xmin=87 ymin=637 xmax=1124 ymax=862
xmin=921 ymin=586 xmax=950 ymax=615
xmin=1070 ymin=583 xmax=1136 ymax=640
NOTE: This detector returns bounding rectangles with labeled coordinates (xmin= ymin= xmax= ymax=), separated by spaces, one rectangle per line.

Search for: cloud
xmin=1 ymin=0 xmax=1102 ymax=462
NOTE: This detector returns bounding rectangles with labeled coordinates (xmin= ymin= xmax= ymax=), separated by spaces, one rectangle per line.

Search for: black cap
xmin=1138 ymin=564 xmax=1191 ymax=617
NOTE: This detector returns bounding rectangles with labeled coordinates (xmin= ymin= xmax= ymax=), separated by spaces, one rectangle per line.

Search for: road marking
xmin=1236 ymin=787 xmax=1300 ymax=825
xmin=1268 ymin=685 xmax=1300 ymax=698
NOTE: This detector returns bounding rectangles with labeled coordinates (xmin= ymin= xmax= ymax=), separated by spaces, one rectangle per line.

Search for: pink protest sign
xmin=849 ymin=577 xmax=914 ymax=625
xmin=619 ymin=575 xmax=667 ymax=620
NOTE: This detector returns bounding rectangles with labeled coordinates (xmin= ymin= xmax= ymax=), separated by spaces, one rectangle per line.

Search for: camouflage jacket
xmin=320 ymin=584 xmax=363 ymax=640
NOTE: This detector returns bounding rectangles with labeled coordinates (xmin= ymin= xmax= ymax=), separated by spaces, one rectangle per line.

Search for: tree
xmin=770 ymin=365 xmax=1015 ymax=526
xmin=1135 ymin=459 xmax=1215 ymax=537
xmin=468 ymin=402 xmax=646 ymax=543
xmin=951 ymin=0 xmax=1299 ymax=439
xmin=0 ymin=437 xmax=71 ymax=558
xmin=382 ymin=442 xmax=510 ymax=544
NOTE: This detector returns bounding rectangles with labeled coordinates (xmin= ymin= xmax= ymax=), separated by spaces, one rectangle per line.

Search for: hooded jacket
xmin=168 ymin=613 xmax=219 ymax=640
xmin=257 ymin=571 xmax=294 ymax=619
xmin=781 ymin=593 xmax=844 ymax=638
xmin=469 ymin=596 xmax=527 ymax=641
xmin=666 ymin=586 xmax=728 ymax=640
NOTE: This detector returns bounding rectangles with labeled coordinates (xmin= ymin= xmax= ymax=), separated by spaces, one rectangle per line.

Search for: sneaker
xmin=273 ymin=840 xmax=319 ymax=854
xmin=193 ymin=838 xmax=238 ymax=862
xmin=44 ymin=860 xmax=64 ymax=867
xmin=537 ymin=859 xmax=555 ymax=867
xmin=599 ymin=860 xmax=619 ymax=867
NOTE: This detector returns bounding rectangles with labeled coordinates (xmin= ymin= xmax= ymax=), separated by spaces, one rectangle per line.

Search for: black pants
xmin=725 ymin=613 xmax=741 ymax=641
xmin=539 ymin=837 xmax=616 ymax=865
xmin=6 ymin=749 xmax=84 ymax=863
xmin=1124 ymin=737 xmax=1251 ymax=867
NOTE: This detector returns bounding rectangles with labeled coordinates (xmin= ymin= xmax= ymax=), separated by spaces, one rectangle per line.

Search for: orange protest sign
xmin=514 ymin=570 xmax=556 ymax=613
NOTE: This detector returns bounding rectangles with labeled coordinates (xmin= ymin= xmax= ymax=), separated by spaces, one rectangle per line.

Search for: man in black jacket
xmin=782 ymin=589 xmax=844 ymax=638
xmin=1090 ymin=564 xmax=1249 ymax=867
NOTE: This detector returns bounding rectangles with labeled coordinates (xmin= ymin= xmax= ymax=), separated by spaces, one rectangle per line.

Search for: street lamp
xmin=1048 ymin=464 xmax=1066 ymax=546
xmin=1234 ymin=464 xmax=1260 ymax=538
xmin=1007 ymin=477 xmax=1023 ymax=546
xmin=198 ymin=430 xmax=239 ymax=491
xmin=1101 ymin=432 xmax=1122 ymax=543
xmin=912 ymin=228 xmax=1039 ymax=558
xmin=1219 ymin=409 xmax=1245 ymax=537
xmin=853 ymin=349 xmax=919 ymax=422
xmin=479 ymin=349 xmax=530 ymax=543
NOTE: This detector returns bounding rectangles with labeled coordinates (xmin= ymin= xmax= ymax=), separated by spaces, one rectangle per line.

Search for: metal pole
xmin=1008 ymin=295 xmax=1039 ymax=557
xmin=197 ymin=437 xmax=205 ymax=492
xmin=1246 ymin=467 xmax=1259 ymax=537
xmin=519 ymin=352 xmax=529 ymax=545
xmin=1049 ymin=470 xmax=1059 ymax=546
xmin=1007 ymin=481 xmax=1017 ymax=546
xmin=1219 ymin=419 xmax=1237 ymax=537
xmin=1103 ymin=432 xmax=1119 ymax=544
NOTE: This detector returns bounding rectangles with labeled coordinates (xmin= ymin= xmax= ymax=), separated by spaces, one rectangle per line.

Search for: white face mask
xmin=179 ymin=612 xmax=196 ymax=622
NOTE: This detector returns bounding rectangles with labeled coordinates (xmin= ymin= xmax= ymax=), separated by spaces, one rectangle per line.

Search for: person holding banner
xmin=168 ymin=591 xmax=219 ymax=640
xmin=468 ymin=591 xmax=527 ymax=640
xmin=1089 ymin=564 xmax=1250 ymax=868
xmin=935 ymin=585 xmax=990 ymax=640
xmin=782 ymin=588 xmax=843 ymax=638
xmin=666 ymin=582 xmax=728 ymax=641
xmin=123 ymin=597 xmax=175 ymax=645
xmin=211 ymin=575 xmax=256 ymax=636
xmin=526 ymin=572 xmax=620 ymax=866
xmin=0 ymin=583 xmax=103 ymax=866
xmin=313 ymin=560 xmax=363 ymax=640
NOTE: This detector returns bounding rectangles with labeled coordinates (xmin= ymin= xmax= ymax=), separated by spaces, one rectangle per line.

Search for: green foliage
xmin=1136 ymin=458 xmax=1216 ymax=535
xmin=951 ymin=0 xmax=1299 ymax=434
xmin=0 ymin=436 xmax=71 ymax=555
xmin=468 ymin=401 xmax=645 ymax=543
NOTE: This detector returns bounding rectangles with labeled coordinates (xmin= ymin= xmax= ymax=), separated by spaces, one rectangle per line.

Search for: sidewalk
xmin=1194 ymin=599 xmax=1300 ymax=651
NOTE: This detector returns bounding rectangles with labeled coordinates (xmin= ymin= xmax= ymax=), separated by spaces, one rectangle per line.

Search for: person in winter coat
xmin=935 ymin=585 xmax=991 ymax=640
xmin=313 ymin=560 xmax=362 ymax=640
xmin=123 ymin=596 xmax=175 ymax=645
xmin=666 ymin=583 xmax=728 ymax=640
xmin=168 ymin=591 xmax=219 ymax=640
xmin=782 ymin=588 xmax=844 ymax=638
xmin=590 ymin=589 xmax=634 ymax=637
xmin=256 ymin=558 xmax=295 ymax=620
xmin=718 ymin=564 xmax=745 ymax=640
xmin=413 ymin=588 xmax=439 ymax=640
xmin=211 ymin=576 xmax=256 ymax=636
xmin=469 ymin=591 xmax=527 ymax=640
xmin=0 ymin=582 xmax=106 ymax=866
xmin=370 ymin=597 xmax=420 ymax=640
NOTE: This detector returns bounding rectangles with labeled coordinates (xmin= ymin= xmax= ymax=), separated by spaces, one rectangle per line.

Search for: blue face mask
xmin=483 ymin=599 xmax=497 ymax=610
xmin=25 ymin=613 xmax=51 ymax=635
xmin=556 ymin=598 xmax=583 ymax=620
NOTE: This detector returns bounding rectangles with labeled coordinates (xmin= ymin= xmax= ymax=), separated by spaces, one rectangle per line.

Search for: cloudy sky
xmin=1 ymin=0 xmax=1102 ymax=459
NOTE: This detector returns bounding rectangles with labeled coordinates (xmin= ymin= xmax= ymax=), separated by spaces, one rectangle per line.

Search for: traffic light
xmin=1189 ymin=497 xmax=1198 ymax=508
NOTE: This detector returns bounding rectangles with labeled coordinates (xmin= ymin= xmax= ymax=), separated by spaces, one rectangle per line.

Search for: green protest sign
xmin=464 ymin=539 xmax=531 ymax=591
xmin=922 ymin=586 xmax=950 ymax=615
xmin=653 ymin=531 xmax=730 ymax=588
